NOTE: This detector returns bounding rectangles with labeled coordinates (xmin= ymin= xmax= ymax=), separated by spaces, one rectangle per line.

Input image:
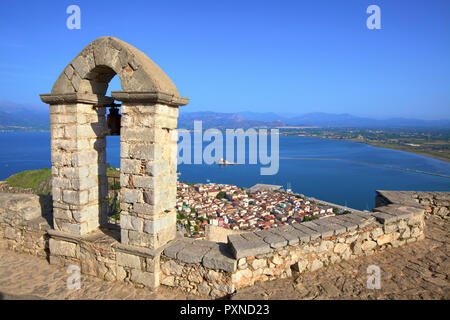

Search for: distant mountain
xmin=236 ymin=111 xmax=450 ymax=128
xmin=237 ymin=111 xmax=291 ymax=123
xmin=1 ymin=101 xmax=449 ymax=131
xmin=0 ymin=101 xmax=49 ymax=131
xmin=178 ymin=111 xmax=285 ymax=129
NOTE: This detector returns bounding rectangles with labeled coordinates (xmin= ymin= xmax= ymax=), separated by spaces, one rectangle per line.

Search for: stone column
xmin=112 ymin=92 xmax=181 ymax=250
xmin=40 ymin=93 xmax=110 ymax=235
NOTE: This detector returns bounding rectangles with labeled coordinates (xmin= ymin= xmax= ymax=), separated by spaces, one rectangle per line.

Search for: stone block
xmin=130 ymin=269 xmax=158 ymax=288
xmin=371 ymin=211 xmax=398 ymax=224
xmin=121 ymin=214 xmax=144 ymax=232
xmin=177 ymin=244 xmax=212 ymax=264
xmin=163 ymin=239 xmax=189 ymax=259
xmin=227 ymin=234 xmax=271 ymax=259
xmin=329 ymin=216 xmax=358 ymax=232
xmin=116 ymin=251 xmax=141 ymax=269
xmin=62 ymin=190 xmax=89 ymax=206
xmin=301 ymin=221 xmax=334 ymax=238
xmin=202 ymin=243 xmax=237 ymax=272
xmin=49 ymin=238 xmax=77 ymax=258
xmin=376 ymin=233 xmax=393 ymax=245
xmin=120 ymin=189 xmax=142 ymax=204
xmin=270 ymin=225 xmax=299 ymax=245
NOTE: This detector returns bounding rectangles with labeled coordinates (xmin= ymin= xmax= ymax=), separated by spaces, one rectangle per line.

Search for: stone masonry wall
xmin=119 ymin=103 xmax=179 ymax=250
xmin=0 ymin=193 xmax=52 ymax=257
xmin=0 ymin=191 xmax=429 ymax=298
xmin=376 ymin=190 xmax=449 ymax=219
xmin=159 ymin=205 xmax=425 ymax=296
xmin=50 ymin=102 xmax=109 ymax=235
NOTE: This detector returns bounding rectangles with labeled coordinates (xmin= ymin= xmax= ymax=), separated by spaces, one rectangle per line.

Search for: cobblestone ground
xmin=0 ymin=216 xmax=448 ymax=300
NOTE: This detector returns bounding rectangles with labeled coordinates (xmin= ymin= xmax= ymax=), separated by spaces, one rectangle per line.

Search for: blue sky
xmin=0 ymin=0 xmax=449 ymax=119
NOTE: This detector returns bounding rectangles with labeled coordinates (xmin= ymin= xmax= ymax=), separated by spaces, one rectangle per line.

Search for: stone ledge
xmin=40 ymin=93 xmax=115 ymax=105
xmin=111 ymin=91 xmax=189 ymax=106
xmin=372 ymin=205 xmax=424 ymax=224
xmin=47 ymin=229 xmax=81 ymax=244
xmin=162 ymin=238 xmax=237 ymax=272
xmin=226 ymin=208 xmax=420 ymax=259
xmin=113 ymin=242 xmax=159 ymax=259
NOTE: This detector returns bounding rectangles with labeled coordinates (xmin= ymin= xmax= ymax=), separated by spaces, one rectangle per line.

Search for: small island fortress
xmin=0 ymin=37 xmax=447 ymax=297
xmin=216 ymin=158 xmax=237 ymax=165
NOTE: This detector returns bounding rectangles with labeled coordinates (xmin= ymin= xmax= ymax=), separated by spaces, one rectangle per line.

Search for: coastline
xmin=281 ymin=134 xmax=450 ymax=163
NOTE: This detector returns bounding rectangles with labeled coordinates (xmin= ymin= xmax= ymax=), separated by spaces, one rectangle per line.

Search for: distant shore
xmin=280 ymin=133 xmax=450 ymax=163
xmin=0 ymin=129 xmax=448 ymax=163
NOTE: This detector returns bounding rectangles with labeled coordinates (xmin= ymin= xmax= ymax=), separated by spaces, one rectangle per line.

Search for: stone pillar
xmin=40 ymin=93 xmax=110 ymax=235
xmin=112 ymin=92 xmax=180 ymax=250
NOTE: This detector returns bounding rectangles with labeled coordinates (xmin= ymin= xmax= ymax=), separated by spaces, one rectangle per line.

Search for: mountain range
xmin=0 ymin=101 xmax=449 ymax=131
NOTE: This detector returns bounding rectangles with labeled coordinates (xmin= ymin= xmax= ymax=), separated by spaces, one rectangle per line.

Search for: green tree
xmin=216 ymin=191 xmax=226 ymax=199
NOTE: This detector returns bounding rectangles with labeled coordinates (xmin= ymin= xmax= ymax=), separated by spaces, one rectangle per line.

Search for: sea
xmin=0 ymin=131 xmax=449 ymax=211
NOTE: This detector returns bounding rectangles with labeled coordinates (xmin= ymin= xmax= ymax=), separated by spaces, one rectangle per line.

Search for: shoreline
xmin=281 ymin=134 xmax=450 ymax=163
xmin=1 ymin=130 xmax=448 ymax=163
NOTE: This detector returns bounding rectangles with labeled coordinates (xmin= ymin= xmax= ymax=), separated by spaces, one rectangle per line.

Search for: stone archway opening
xmin=40 ymin=36 xmax=188 ymax=251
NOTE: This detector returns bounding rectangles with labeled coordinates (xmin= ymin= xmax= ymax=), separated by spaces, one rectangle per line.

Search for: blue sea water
xmin=0 ymin=132 xmax=449 ymax=210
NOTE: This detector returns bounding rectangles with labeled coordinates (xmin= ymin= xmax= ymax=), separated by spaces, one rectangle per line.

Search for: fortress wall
xmin=0 ymin=193 xmax=52 ymax=257
xmin=227 ymin=208 xmax=424 ymax=290
xmin=0 ymin=191 xmax=430 ymax=298
xmin=205 ymin=224 xmax=243 ymax=243
xmin=376 ymin=190 xmax=449 ymax=218
xmin=159 ymin=204 xmax=425 ymax=296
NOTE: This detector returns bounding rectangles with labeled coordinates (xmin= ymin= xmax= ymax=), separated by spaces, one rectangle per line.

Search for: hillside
xmin=1 ymin=168 xmax=52 ymax=195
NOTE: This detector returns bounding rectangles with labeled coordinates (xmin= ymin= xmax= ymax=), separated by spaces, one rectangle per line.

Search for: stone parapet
xmin=376 ymin=190 xmax=449 ymax=218
xmin=225 ymin=206 xmax=424 ymax=291
xmin=0 ymin=190 xmax=431 ymax=298
xmin=0 ymin=192 xmax=52 ymax=256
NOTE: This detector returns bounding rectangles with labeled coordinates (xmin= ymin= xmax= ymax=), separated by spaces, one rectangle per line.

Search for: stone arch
xmin=50 ymin=36 xmax=187 ymax=105
xmin=40 ymin=37 xmax=188 ymax=251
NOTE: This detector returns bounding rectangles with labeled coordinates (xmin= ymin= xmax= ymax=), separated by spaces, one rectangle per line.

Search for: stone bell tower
xmin=40 ymin=36 xmax=188 ymax=251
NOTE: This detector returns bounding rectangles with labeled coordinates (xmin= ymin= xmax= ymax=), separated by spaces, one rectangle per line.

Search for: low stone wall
xmin=158 ymin=205 xmax=425 ymax=296
xmin=0 ymin=193 xmax=52 ymax=257
xmin=205 ymin=224 xmax=243 ymax=243
xmin=0 ymin=191 xmax=430 ymax=298
xmin=376 ymin=190 xmax=449 ymax=218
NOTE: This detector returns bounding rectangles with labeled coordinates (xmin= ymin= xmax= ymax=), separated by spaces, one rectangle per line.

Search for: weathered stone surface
xmin=371 ymin=211 xmax=398 ymax=224
xmin=116 ymin=252 xmax=141 ymax=269
xmin=313 ymin=219 xmax=347 ymax=235
xmin=177 ymin=244 xmax=212 ymax=264
xmin=269 ymin=225 xmax=299 ymax=245
xmin=375 ymin=204 xmax=424 ymax=219
xmin=291 ymin=223 xmax=317 ymax=241
xmin=328 ymin=216 xmax=358 ymax=232
xmin=161 ymin=259 xmax=183 ymax=276
xmin=254 ymin=230 xmax=287 ymax=249
xmin=130 ymin=269 xmax=157 ymax=288
xmin=301 ymin=221 xmax=334 ymax=238
xmin=339 ymin=213 xmax=373 ymax=228
xmin=49 ymin=238 xmax=77 ymax=258
xmin=202 ymin=243 xmax=237 ymax=272
xmin=227 ymin=234 xmax=271 ymax=259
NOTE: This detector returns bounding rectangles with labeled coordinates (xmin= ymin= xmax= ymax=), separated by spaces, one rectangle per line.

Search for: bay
xmin=0 ymin=132 xmax=448 ymax=210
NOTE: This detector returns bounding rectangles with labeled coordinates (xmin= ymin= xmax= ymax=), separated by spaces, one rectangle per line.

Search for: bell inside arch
xmin=107 ymin=106 xmax=121 ymax=136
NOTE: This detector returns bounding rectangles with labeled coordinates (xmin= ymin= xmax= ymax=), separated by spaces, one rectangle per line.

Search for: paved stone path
xmin=0 ymin=216 xmax=448 ymax=300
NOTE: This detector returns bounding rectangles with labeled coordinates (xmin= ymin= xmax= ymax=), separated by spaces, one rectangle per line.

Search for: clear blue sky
xmin=0 ymin=0 xmax=449 ymax=119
